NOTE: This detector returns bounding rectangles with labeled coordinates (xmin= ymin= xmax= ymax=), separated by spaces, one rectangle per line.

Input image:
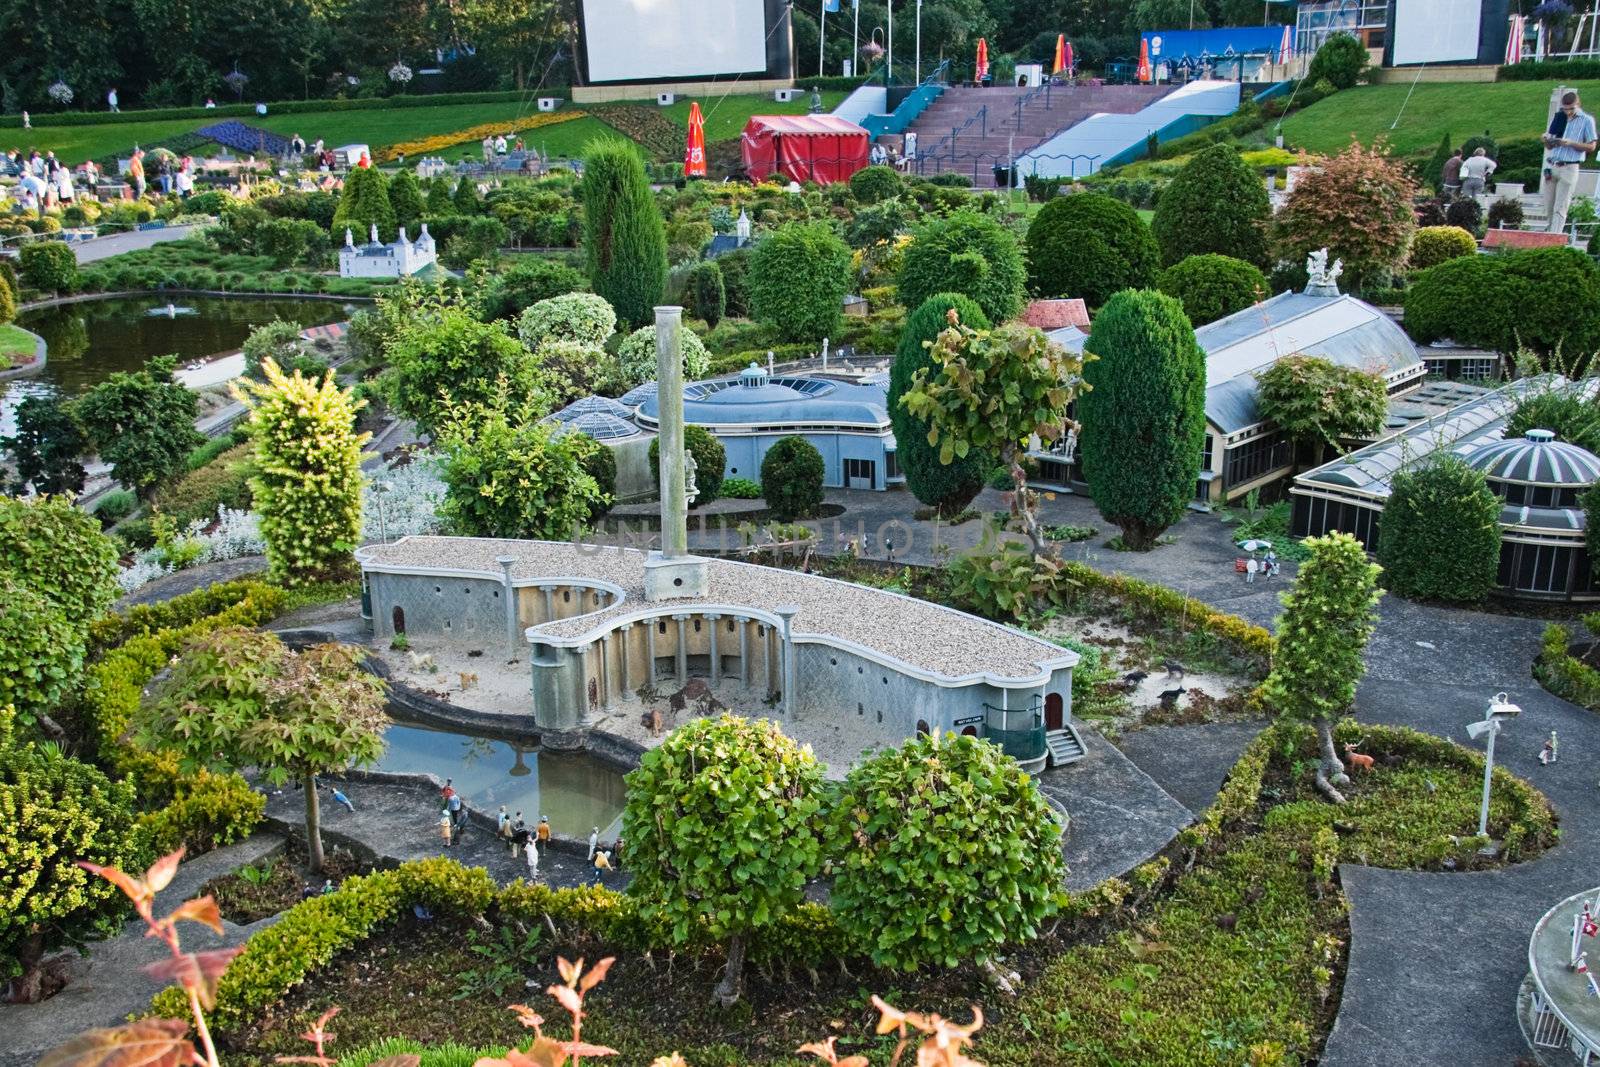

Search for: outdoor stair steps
xmin=1046 ymin=724 xmax=1087 ymax=767
xmin=904 ymin=84 xmax=1175 ymax=187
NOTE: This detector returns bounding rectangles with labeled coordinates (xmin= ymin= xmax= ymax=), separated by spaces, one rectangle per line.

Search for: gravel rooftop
xmin=356 ymin=536 xmax=1075 ymax=682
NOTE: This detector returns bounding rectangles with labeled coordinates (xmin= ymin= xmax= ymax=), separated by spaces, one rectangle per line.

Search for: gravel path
xmin=70 ymin=224 xmax=203 ymax=264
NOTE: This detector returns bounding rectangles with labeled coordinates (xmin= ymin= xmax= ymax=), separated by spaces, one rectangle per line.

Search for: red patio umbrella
xmin=1064 ymin=41 xmax=1074 ymax=76
xmin=685 ymin=101 xmax=706 ymax=177
xmin=1053 ymin=34 xmax=1066 ymax=74
xmin=1136 ymin=37 xmax=1152 ymax=83
xmin=976 ymin=38 xmax=989 ymax=83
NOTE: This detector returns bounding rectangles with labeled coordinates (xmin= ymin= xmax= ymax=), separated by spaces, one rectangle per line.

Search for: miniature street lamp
xmin=1465 ymin=691 xmax=1521 ymax=838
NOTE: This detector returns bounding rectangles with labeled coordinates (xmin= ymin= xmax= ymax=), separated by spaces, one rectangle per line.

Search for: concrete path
xmin=71 ymin=224 xmax=202 ymax=264
xmin=1111 ymin=721 xmax=1266 ymax=814
xmin=0 ymin=834 xmax=285 ymax=1067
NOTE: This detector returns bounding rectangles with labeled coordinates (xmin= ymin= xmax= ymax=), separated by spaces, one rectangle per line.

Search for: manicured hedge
xmin=1535 ymin=622 xmax=1600 ymax=710
xmin=1498 ymin=59 xmax=1600 ymax=80
xmin=0 ymin=90 xmax=543 ymax=129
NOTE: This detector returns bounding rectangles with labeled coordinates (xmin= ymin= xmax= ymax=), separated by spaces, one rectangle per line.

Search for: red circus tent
xmin=739 ymin=114 xmax=870 ymax=185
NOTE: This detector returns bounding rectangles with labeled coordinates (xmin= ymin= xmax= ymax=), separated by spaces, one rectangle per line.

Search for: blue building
xmin=617 ymin=363 xmax=901 ymax=491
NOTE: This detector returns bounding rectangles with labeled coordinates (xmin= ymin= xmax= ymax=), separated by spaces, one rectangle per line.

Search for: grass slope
xmin=0 ymin=323 xmax=37 ymax=369
xmin=2 ymin=92 xmax=848 ymax=165
xmin=1280 ymin=79 xmax=1600 ymax=157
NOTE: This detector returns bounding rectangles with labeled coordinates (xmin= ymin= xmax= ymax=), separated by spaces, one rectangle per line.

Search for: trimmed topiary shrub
xmin=0 ymin=572 xmax=87 ymax=732
xmin=1151 ymin=144 xmax=1271 ymax=267
xmin=1155 ymin=253 xmax=1267 ymax=326
xmin=1501 ymin=246 xmax=1600 ymax=357
xmin=582 ymin=140 xmax=669 ymax=328
xmin=1306 ymin=32 xmax=1368 ymax=89
xmin=516 ymin=291 xmax=618 ymax=350
xmin=19 ymin=241 xmax=79 ymax=293
xmin=889 ymin=294 xmax=993 ymax=515
xmin=331 ymin=166 xmax=397 ymax=243
xmin=1026 ymin=193 xmax=1158 ymax=307
xmin=749 ymin=221 xmax=852 ymax=343
xmin=1445 ymin=197 xmax=1483 ymax=234
xmin=760 ymin=435 xmax=825 ymax=520
xmin=0 ymin=495 xmax=121 ymax=633
xmin=649 ymin=424 xmax=726 ymax=505
xmin=849 ymin=164 xmax=902 ymax=204
xmin=897 ymin=210 xmax=1026 ymax=324
xmin=688 ymin=260 xmax=726 ymax=328
xmin=476 ymin=258 xmax=588 ymax=321
xmin=1377 ymin=456 xmax=1501 ymax=603
xmin=1487 ymin=198 xmax=1525 ymax=229
xmin=1401 ymin=254 xmax=1523 ymax=348
xmin=1080 ymin=289 xmax=1207 ymax=549
xmin=826 ymin=731 xmax=1067 ymax=970
xmin=616 ymin=324 xmax=711 ymax=387
xmin=1408 ymin=226 xmax=1478 ymax=271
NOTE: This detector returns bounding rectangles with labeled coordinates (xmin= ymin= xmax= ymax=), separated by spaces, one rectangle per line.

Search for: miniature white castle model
xmin=338 ymin=222 xmax=436 ymax=279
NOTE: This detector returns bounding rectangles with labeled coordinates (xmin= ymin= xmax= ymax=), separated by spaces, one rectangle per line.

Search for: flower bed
xmin=586 ymin=104 xmax=682 ymax=159
xmin=377 ymin=111 xmax=584 ymax=163
xmin=195 ymin=121 xmax=290 ymax=157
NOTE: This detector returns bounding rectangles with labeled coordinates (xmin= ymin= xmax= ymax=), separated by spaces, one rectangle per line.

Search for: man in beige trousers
xmin=1543 ymin=90 xmax=1598 ymax=234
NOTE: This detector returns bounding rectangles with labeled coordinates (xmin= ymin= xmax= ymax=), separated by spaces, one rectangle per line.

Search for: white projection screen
xmin=581 ymin=0 xmax=770 ymax=83
xmin=1391 ymin=0 xmax=1483 ymax=64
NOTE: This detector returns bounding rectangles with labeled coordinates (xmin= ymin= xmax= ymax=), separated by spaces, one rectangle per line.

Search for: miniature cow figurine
xmin=1342 ymin=743 xmax=1375 ymax=773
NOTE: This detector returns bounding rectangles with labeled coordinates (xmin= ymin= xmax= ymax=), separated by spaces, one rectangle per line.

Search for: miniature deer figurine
xmin=1342 ymin=743 xmax=1375 ymax=773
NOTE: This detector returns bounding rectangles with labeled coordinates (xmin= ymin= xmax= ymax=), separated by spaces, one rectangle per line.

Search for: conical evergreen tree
xmin=425 ymin=178 xmax=454 ymax=216
xmin=889 ymin=293 xmax=991 ymax=515
xmin=581 ymin=140 xmax=667 ymax=328
xmin=452 ymin=176 xmax=481 ymax=214
xmin=388 ymin=169 xmax=425 ymax=228
xmin=332 ymin=166 xmax=396 ymax=243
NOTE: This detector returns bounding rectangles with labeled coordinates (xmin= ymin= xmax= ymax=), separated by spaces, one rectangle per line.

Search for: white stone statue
xmin=1306 ymin=248 xmax=1344 ymax=289
xmin=369 ymin=222 xmax=380 ymax=245
xmin=684 ymin=447 xmax=700 ymax=506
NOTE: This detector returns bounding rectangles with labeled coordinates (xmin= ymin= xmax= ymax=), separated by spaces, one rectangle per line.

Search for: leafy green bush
xmin=137 ymin=770 xmax=264 ymax=854
xmin=849 ymin=164 xmax=902 ymax=204
xmin=19 ymin=241 xmax=79 ymax=292
xmin=582 ymin=140 xmax=668 ymax=328
xmin=75 ymin=355 xmax=204 ymax=499
xmin=1307 ymin=32 xmax=1368 ymax=89
xmin=0 ymin=270 xmax=15 ymax=324
xmin=826 ymin=732 xmax=1067 ymax=970
xmin=1155 ymin=253 xmax=1267 ymax=326
xmin=242 ymin=319 xmax=310 ymax=379
xmin=516 ymin=291 xmax=618 ymax=349
xmin=438 ymin=412 xmax=603 ymax=538
xmin=948 ymin=542 xmax=1069 ymax=622
xmin=760 ymin=435 xmax=825 ymax=520
xmin=0 ymin=573 xmax=87 ymax=733
xmin=1404 ymin=246 xmax=1600 ymax=355
xmin=150 ymin=443 xmax=255 ymax=528
xmin=749 ymin=221 xmax=852 ymax=343
xmin=1151 ymin=144 xmax=1271 ymax=267
xmin=1408 ymin=225 xmax=1478 ymax=270
xmin=720 ymin=476 xmax=762 ymax=499
xmin=1402 ymin=253 xmax=1517 ymax=347
xmin=0 ymin=494 xmax=121 ymax=631
xmin=475 ymin=258 xmax=588 ymax=321
xmin=1026 ymin=193 xmax=1158 ymax=307
xmin=94 ymin=489 xmax=138 ymax=526
xmin=897 ymin=210 xmax=1026 ymax=324
xmin=1502 ymin=246 xmax=1600 ymax=356
xmin=1507 ymin=386 xmax=1600 ymax=452
xmin=616 ymin=323 xmax=711 ymax=387
xmin=1488 ymin=198 xmax=1526 ymax=229
xmin=1377 ymin=457 xmax=1501 ymax=603
xmin=440 ymin=216 xmax=510 ymax=268
xmin=1535 ymin=622 xmax=1600 ymax=710
xmin=649 ymin=424 xmax=726 ymax=504
xmin=889 ymin=294 xmax=992 ymax=516
xmin=387 ymin=169 xmax=425 ymax=226
xmin=1255 ymin=355 xmax=1387 ymax=452
xmin=382 ymin=309 xmax=545 ymax=437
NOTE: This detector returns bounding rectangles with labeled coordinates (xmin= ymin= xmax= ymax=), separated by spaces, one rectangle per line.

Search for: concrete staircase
xmin=1046 ymin=723 xmax=1088 ymax=767
xmin=904 ymin=84 xmax=1174 ymax=187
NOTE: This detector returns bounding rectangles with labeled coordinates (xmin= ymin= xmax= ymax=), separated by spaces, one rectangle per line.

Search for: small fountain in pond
xmin=146 ymin=303 xmax=198 ymax=318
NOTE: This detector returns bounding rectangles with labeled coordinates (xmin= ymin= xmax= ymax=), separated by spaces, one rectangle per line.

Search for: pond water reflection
xmin=376 ymin=722 xmax=629 ymax=841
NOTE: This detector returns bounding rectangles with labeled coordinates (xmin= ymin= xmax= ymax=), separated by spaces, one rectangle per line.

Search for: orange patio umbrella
xmin=685 ymin=101 xmax=707 ymax=178
xmin=976 ymin=37 xmax=989 ymax=83
xmin=1136 ymin=37 xmax=1152 ymax=83
xmin=1053 ymin=34 xmax=1066 ymax=75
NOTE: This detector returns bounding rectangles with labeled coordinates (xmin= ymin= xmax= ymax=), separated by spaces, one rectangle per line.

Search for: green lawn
xmin=0 ymin=323 xmax=38 ymax=369
xmin=1280 ymin=79 xmax=1600 ymax=157
xmin=1 ymin=92 xmax=850 ymax=165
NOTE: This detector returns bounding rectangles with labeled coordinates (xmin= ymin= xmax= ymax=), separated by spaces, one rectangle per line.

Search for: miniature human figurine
xmin=587 ymin=826 xmax=600 ymax=860
xmin=684 ymin=449 xmax=700 ymax=506
xmin=1540 ymin=730 xmax=1559 ymax=765
xmin=524 ymin=837 xmax=539 ymax=878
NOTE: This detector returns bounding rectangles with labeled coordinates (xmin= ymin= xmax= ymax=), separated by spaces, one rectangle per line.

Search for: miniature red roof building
xmin=1482 ymin=228 xmax=1569 ymax=251
xmin=1019 ymin=298 xmax=1090 ymax=330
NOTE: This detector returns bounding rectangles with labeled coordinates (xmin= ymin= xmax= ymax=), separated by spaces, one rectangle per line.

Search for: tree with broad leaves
xmin=1254 ymin=354 xmax=1387 ymax=464
xmin=0 ymin=720 xmax=144 ymax=1003
xmin=826 ymin=731 xmax=1067 ymax=971
xmin=1261 ymin=532 xmax=1382 ymax=804
xmin=135 ymin=629 xmax=387 ymax=871
xmin=621 ymin=714 xmax=825 ymax=1007
xmin=74 ymin=355 xmax=203 ymax=500
xmin=1270 ymin=140 xmax=1417 ymax=292
xmin=901 ymin=313 xmax=1089 ymax=557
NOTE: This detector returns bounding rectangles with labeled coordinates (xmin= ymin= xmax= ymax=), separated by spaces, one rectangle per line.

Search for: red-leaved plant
xmin=44 ymin=851 xmax=986 ymax=1067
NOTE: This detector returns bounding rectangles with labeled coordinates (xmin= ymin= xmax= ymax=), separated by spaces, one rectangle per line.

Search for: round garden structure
xmin=1525 ymin=887 xmax=1600 ymax=1062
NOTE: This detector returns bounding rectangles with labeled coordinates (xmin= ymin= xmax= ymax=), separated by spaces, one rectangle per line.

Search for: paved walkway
xmin=71 ymin=224 xmax=203 ymax=264
xmin=0 ymin=834 xmax=285 ymax=1067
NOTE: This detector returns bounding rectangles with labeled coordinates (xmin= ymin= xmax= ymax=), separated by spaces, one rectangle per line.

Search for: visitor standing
xmin=128 ymin=149 xmax=146 ymax=199
xmin=481 ymin=136 xmax=494 ymax=162
xmin=510 ymin=812 xmax=530 ymax=856
xmin=107 ymin=87 xmax=119 ymax=112
xmin=82 ymin=158 xmax=99 ymax=188
xmin=441 ymin=778 xmax=455 ymax=805
xmin=1542 ymin=90 xmax=1598 ymax=233
xmin=290 ymin=133 xmax=306 ymax=156
xmin=205 ymin=98 xmax=216 ymax=109
xmin=494 ymin=134 xmax=508 ymax=156
xmin=152 ymin=153 xmax=171 ymax=196
xmin=1441 ymin=149 xmax=1463 ymax=197
xmin=587 ymin=826 xmax=599 ymax=860
xmin=591 ymin=849 xmax=611 ymax=886
xmin=497 ymin=805 xmax=511 ymax=842
xmin=525 ymin=837 xmax=540 ymax=878
xmin=439 ymin=808 xmax=453 ymax=848
xmin=1458 ymin=148 xmax=1496 ymax=198
xmin=1245 ymin=556 xmax=1259 ymax=584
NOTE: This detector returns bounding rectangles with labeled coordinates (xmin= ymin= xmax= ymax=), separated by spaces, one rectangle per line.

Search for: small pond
xmin=3 ymin=295 xmax=353 ymax=429
xmin=375 ymin=722 xmax=630 ymax=841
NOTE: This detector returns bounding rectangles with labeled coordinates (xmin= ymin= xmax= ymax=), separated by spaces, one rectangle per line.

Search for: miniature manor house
xmin=356 ymin=308 xmax=1084 ymax=774
xmin=339 ymin=222 xmax=436 ymax=278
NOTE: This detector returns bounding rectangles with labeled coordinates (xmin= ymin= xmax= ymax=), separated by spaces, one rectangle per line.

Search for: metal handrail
xmin=921 ymin=103 xmax=988 ymax=166
xmin=1010 ymin=79 xmax=1056 ymax=130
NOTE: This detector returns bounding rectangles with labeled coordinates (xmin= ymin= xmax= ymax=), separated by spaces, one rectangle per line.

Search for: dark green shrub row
xmin=90 ymin=577 xmax=282 ymax=648
xmin=150 ymin=858 xmax=850 ymax=1034
xmin=0 ymin=89 xmax=545 ymax=129
xmin=1404 ymin=245 xmax=1600 ymax=355
xmin=1497 ymin=59 xmax=1600 ymax=80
